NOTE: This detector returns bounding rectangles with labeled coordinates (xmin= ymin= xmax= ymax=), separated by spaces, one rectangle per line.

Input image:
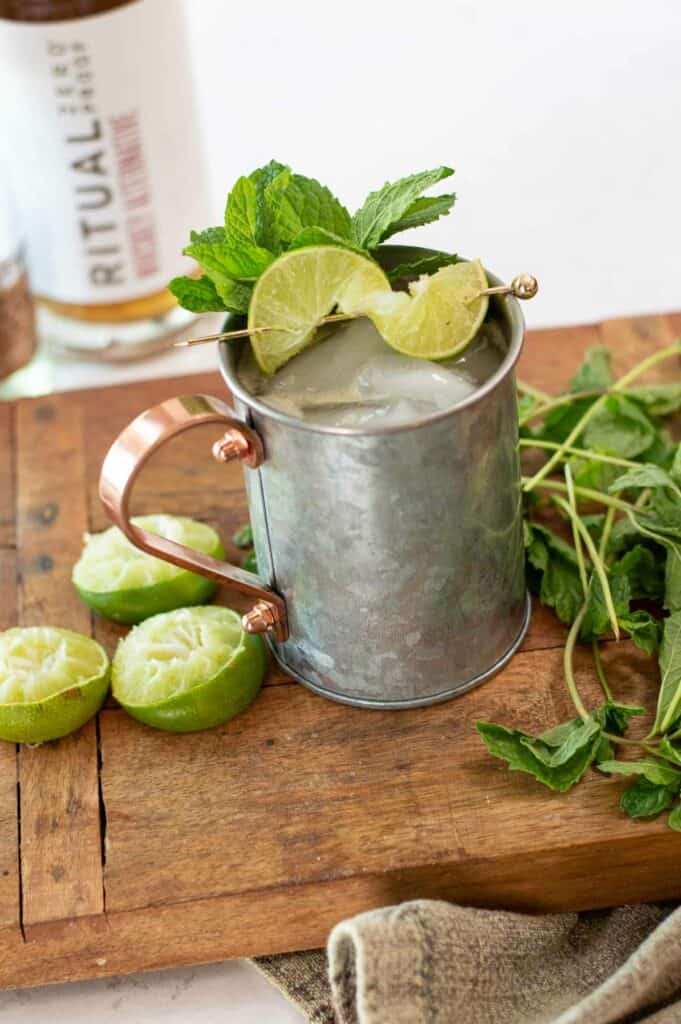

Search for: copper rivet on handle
xmin=212 ymin=431 xmax=249 ymax=463
xmin=242 ymin=601 xmax=279 ymax=635
xmin=211 ymin=427 xmax=263 ymax=469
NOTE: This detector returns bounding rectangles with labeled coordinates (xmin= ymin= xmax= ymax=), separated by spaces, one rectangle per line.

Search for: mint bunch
xmin=479 ymin=341 xmax=681 ymax=831
xmin=169 ymin=161 xmax=458 ymax=314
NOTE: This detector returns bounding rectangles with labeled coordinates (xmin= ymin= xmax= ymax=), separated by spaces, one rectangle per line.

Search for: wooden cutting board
xmin=0 ymin=310 xmax=680 ymax=991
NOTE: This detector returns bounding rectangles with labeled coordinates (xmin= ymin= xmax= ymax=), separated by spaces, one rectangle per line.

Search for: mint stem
xmin=519 ymin=438 xmax=639 ymax=470
xmin=598 ymin=507 xmax=616 ymax=564
xmin=552 ymin=495 xmax=620 ymax=639
xmin=565 ymin=465 xmax=589 ymax=595
xmin=592 ymin=641 xmax=613 ymax=702
xmin=564 ymin=603 xmax=590 ymax=722
xmin=522 ymin=477 xmax=639 ymax=513
xmin=517 ymin=379 xmax=552 ymax=404
xmin=518 ymin=388 xmax=612 ymax=427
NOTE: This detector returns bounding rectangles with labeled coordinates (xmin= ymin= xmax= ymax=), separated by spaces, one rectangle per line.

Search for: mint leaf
xmin=476 ymin=718 xmax=602 ymax=792
xmin=664 ymin=540 xmax=681 ymax=613
xmin=610 ymin=464 xmax=681 ymax=496
xmin=659 ymin=737 xmax=681 ymax=764
xmin=583 ymin=395 xmax=657 ymax=458
xmin=351 ymin=166 xmax=454 ymax=248
xmin=598 ymin=701 xmax=646 ymax=735
xmin=580 ymin=573 xmax=630 ymax=641
xmin=184 ymin=239 xmax=273 ymax=282
xmin=619 ymin=609 xmax=661 ymax=654
xmin=210 ymin=274 xmax=251 ymax=315
xmin=190 ymin=226 xmax=226 ymax=245
xmin=275 ymin=174 xmax=351 ymax=245
xmin=629 ymin=383 xmax=681 ymax=417
xmin=537 ymin=348 xmax=613 ymax=446
xmin=654 ymin=611 xmax=681 ymax=733
xmin=187 ymin=225 xmax=272 ymax=283
xmin=612 ymin=544 xmax=665 ymax=602
xmin=525 ymin=523 xmax=584 ymax=625
xmin=631 ymin=516 xmax=681 ymax=612
xmin=568 ymin=456 xmax=620 ymax=495
xmin=668 ymin=803 xmax=681 ymax=830
xmin=521 ymin=716 xmax=601 ymax=768
xmin=232 ymin=523 xmax=253 ymax=549
xmin=621 ymin=777 xmax=679 ymax=818
xmin=593 ymin=701 xmax=647 ymax=760
xmin=570 ymin=346 xmax=613 ymax=392
xmin=168 ymin=274 xmax=227 ymax=313
xmin=598 ymin=757 xmax=681 ymax=787
xmin=579 ymin=547 xmax=662 ymax=648
xmin=648 ymin=489 xmax=681 ymax=537
xmin=380 ymin=192 xmax=456 ymax=240
xmin=249 ymin=160 xmax=289 ymax=251
xmin=242 ymin=549 xmax=258 ymax=573
xmin=672 ymin=444 xmax=681 ymax=487
xmin=385 ymin=252 xmax=460 ymax=282
xmin=224 ymin=175 xmax=260 ymax=249
xmin=287 ymin=226 xmax=368 ymax=255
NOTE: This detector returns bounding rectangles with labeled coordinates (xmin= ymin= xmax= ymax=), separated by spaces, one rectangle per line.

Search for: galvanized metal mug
xmin=99 ymin=252 xmax=530 ymax=709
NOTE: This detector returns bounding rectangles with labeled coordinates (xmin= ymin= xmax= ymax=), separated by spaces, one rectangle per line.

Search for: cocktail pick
xmin=477 ymin=273 xmax=538 ymax=300
xmin=174 ymin=274 xmax=538 ymax=349
xmin=174 ymin=312 xmax=359 ymax=349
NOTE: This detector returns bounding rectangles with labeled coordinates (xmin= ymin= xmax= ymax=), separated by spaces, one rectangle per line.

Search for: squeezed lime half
xmin=248 ymin=246 xmax=390 ymax=374
xmin=112 ymin=606 xmax=266 ymax=733
xmin=73 ymin=515 xmax=225 ymax=624
xmin=0 ymin=626 xmax=110 ymax=743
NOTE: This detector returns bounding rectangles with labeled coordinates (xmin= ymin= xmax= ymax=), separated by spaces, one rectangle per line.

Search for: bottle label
xmin=0 ymin=0 xmax=208 ymax=305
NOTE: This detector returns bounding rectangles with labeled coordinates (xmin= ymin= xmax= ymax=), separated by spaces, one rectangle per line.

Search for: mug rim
xmin=218 ymin=248 xmax=526 ymax=437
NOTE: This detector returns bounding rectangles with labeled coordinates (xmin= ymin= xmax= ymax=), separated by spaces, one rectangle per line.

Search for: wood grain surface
xmin=0 ymin=312 xmax=679 ymax=989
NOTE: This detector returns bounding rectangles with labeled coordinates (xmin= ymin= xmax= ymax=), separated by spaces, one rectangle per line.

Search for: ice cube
xmin=238 ymin=313 xmax=505 ymax=428
xmin=356 ymin=351 xmax=476 ymax=410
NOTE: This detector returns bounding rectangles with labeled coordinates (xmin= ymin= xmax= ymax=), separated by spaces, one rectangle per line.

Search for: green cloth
xmin=255 ymin=899 xmax=681 ymax=1023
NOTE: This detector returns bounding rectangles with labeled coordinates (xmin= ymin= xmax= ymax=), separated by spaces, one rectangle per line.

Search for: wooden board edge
xmin=3 ymin=829 xmax=680 ymax=991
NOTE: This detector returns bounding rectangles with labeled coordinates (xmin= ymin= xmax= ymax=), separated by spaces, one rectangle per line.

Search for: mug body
xmin=220 ymin=265 xmax=529 ymax=708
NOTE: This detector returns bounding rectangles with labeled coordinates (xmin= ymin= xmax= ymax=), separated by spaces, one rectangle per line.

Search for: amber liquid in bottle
xmin=0 ymin=0 xmax=208 ymax=357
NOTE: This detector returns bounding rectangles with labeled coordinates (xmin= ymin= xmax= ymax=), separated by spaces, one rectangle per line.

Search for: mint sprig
xmin=170 ymin=161 xmax=459 ymax=315
xmin=480 ymin=341 xmax=681 ymax=832
xmin=350 ymin=166 xmax=455 ymax=248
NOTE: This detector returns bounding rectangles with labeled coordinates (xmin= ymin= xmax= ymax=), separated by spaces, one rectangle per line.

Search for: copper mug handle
xmin=98 ymin=394 xmax=288 ymax=641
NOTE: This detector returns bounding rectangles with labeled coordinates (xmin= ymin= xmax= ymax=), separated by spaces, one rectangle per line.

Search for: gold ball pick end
xmin=477 ymin=273 xmax=539 ymax=301
xmin=510 ymin=273 xmax=539 ymax=300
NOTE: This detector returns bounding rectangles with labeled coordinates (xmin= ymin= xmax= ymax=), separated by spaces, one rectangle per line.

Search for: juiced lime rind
xmin=73 ymin=515 xmax=224 ymax=624
xmin=350 ymin=258 xmax=489 ymax=361
xmin=76 ymin=573 xmax=219 ymax=626
xmin=248 ymin=246 xmax=390 ymax=374
xmin=0 ymin=626 xmax=110 ymax=744
xmin=112 ymin=606 xmax=266 ymax=733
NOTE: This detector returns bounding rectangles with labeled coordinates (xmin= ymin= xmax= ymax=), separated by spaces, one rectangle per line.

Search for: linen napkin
xmin=254 ymin=899 xmax=681 ymax=1023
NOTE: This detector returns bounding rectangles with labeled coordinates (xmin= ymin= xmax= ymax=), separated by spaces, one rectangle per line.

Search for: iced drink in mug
xmin=99 ymin=165 xmax=537 ymax=708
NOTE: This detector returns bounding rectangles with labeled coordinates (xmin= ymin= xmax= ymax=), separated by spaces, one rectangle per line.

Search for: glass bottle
xmin=0 ymin=0 xmax=209 ymax=360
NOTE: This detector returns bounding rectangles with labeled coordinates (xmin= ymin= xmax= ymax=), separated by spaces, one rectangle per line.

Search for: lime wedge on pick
xmin=0 ymin=627 xmax=109 ymax=743
xmin=73 ymin=515 xmax=225 ymax=625
xmin=248 ymin=246 xmax=390 ymax=374
xmin=353 ymin=259 xmax=490 ymax=361
xmin=112 ymin=606 xmax=266 ymax=733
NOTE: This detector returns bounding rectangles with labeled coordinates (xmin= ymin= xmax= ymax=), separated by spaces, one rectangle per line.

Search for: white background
xmin=2 ymin=0 xmax=681 ymax=1019
xmin=189 ymin=0 xmax=681 ymax=330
